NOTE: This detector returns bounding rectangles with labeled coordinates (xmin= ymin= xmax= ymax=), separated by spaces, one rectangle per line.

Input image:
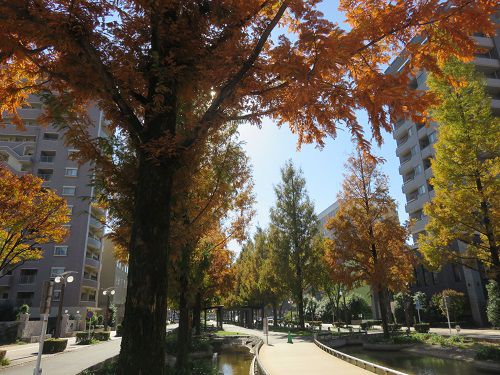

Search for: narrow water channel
xmin=216 ymin=347 xmax=253 ymax=375
xmin=338 ymin=345 xmax=480 ymax=375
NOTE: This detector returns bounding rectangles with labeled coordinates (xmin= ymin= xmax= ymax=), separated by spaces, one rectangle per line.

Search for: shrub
xmin=115 ymin=324 xmax=123 ymax=337
xmin=19 ymin=304 xmax=29 ymax=314
xmin=476 ymin=345 xmax=500 ymax=362
xmin=486 ymin=280 xmax=500 ymax=328
xmin=97 ymin=315 xmax=104 ymax=325
xmin=76 ymin=332 xmax=91 ymax=344
xmin=388 ymin=323 xmax=402 ymax=332
xmin=42 ymin=338 xmax=67 ymax=354
xmin=414 ymin=323 xmax=430 ymax=333
xmin=360 ymin=320 xmax=382 ymax=330
xmin=94 ymin=332 xmax=111 ymax=341
xmin=0 ymin=358 xmax=9 ymax=366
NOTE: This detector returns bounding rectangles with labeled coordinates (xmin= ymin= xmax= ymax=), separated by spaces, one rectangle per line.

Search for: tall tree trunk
xmin=118 ymin=154 xmax=174 ymax=375
xmin=193 ymin=292 xmax=202 ymax=336
xmin=176 ymin=244 xmax=192 ymax=371
xmin=272 ymin=303 xmax=278 ymax=329
xmin=378 ymin=288 xmax=390 ymax=337
xmin=297 ymin=290 xmax=305 ymax=329
xmin=475 ymin=177 xmax=500 ymax=284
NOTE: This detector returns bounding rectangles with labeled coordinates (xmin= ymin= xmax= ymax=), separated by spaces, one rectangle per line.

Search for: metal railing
xmin=251 ymin=339 xmax=271 ymax=375
xmin=314 ymin=337 xmax=409 ymax=375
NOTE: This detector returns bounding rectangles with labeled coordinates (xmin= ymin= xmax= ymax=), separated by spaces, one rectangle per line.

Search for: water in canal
xmin=338 ymin=345 xmax=480 ymax=375
xmin=216 ymin=346 xmax=253 ymax=375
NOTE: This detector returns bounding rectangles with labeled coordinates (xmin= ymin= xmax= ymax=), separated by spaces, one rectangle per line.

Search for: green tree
xmin=420 ymin=58 xmax=500 ymax=283
xmin=269 ymin=161 xmax=322 ymax=329
xmin=431 ymin=289 xmax=468 ymax=323
xmin=486 ymin=281 xmax=500 ymax=328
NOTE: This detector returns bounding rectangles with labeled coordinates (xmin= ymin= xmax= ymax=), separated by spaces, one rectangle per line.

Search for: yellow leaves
xmin=0 ymin=165 xmax=70 ymax=272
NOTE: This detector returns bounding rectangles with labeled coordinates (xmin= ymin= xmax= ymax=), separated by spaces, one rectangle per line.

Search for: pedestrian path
xmin=223 ymin=324 xmax=371 ymax=374
xmin=259 ymin=342 xmax=372 ymax=375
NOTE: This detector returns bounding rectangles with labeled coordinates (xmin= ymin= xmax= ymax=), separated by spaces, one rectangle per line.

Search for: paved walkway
xmin=224 ymin=324 xmax=370 ymax=374
xmin=0 ymin=338 xmax=121 ymax=375
xmin=260 ymin=342 xmax=372 ymax=375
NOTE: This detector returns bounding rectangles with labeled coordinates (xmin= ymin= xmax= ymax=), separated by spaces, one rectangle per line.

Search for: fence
xmin=314 ymin=337 xmax=409 ymax=375
xmin=250 ymin=339 xmax=271 ymax=375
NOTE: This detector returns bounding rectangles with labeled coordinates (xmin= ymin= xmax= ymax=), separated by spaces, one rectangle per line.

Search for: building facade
xmin=0 ymin=97 xmax=106 ymax=317
xmin=386 ymin=21 xmax=500 ymax=325
xmin=98 ymin=237 xmax=128 ymax=323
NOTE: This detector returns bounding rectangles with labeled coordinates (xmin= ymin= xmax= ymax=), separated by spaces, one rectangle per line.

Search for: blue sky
xmin=235 ymin=1 xmax=407 ymax=239
xmin=238 ymin=117 xmax=407 ymax=234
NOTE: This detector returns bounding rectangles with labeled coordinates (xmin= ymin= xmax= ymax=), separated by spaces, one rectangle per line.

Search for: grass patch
xmin=0 ymin=358 xmax=10 ymax=366
xmin=267 ymin=326 xmax=313 ymax=336
xmin=476 ymin=345 xmax=500 ymax=362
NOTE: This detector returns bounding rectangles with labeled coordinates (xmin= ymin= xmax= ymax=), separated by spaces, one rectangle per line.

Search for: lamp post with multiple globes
xmin=54 ymin=271 xmax=77 ymax=338
xmin=102 ymin=287 xmax=115 ymax=331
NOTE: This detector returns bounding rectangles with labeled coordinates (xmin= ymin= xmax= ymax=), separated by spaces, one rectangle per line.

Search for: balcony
xmin=492 ymin=99 xmax=500 ymax=116
xmin=81 ymin=278 xmax=98 ymax=289
xmin=37 ymin=173 xmax=53 ymax=181
xmin=89 ymin=216 xmax=104 ymax=230
xmin=39 ymin=155 xmax=55 ymax=163
xmin=472 ymin=35 xmax=494 ymax=49
xmin=17 ymin=108 xmax=40 ymax=119
xmin=79 ymin=300 xmax=97 ymax=307
xmin=87 ymin=235 xmax=102 ymax=249
xmin=0 ymin=275 xmax=13 ymax=287
xmin=85 ymin=256 xmax=101 ymax=269
xmin=405 ymin=194 xmax=428 ymax=215
xmin=486 ymin=78 xmax=500 ymax=93
xmin=473 ymin=57 xmax=500 ymax=73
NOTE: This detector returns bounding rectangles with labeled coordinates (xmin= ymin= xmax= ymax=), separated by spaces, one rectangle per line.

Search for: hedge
xmin=414 ymin=323 xmax=430 ymax=333
xmin=42 ymin=338 xmax=67 ymax=354
xmin=94 ymin=332 xmax=111 ymax=341
xmin=476 ymin=345 xmax=500 ymax=362
xmin=388 ymin=323 xmax=402 ymax=332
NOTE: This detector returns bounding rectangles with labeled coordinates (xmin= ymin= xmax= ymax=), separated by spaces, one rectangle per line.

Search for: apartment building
xmin=0 ymin=97 xmax=106 ymax=317
xmin=386 ymin=16 xmax=500 ymax=326
xmin=98 ymin=237 xmax=128 ymax=323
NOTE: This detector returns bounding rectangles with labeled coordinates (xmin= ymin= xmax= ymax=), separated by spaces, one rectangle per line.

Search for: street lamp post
xmin=102 ymin=287 xmax=115 ymax=331
xmin=54 ymin=271 xmax=77 ymax=339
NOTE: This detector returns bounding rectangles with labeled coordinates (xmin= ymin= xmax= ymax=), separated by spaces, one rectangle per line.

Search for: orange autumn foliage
xmin=0 ymin=164 xmax=70 ymax=274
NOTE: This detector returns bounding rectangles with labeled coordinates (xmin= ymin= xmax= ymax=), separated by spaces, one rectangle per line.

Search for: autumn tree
xmin=325 ymin=153 xmax=416 ymax=336
xmin=269 ymin=161 xmax=322 ymax=329
xmin=419 ymin=58 xmax=500 ymax=283
xmin=0 ymin=165 xmax=69 ymax=275
xmin=0 ymin=1 xmax=496 ymax=372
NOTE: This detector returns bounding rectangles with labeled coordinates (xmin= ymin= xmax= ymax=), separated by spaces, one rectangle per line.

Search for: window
xmin=19 ymin=269 xmax=37 ymax=284
xmin=0 ymin=292 xmax=8 ymax=300
xmin=432 ymin=272 xmax=439 ymax=285
xmin=37 ymin=169 xmax=53 ymax=181
xmin=418 ymin=185 xmax=426 ymax=196
xmin=421 ymin=265 xmax=428 ymax=286
xmin=452 ymin=264 xmax=462 ymax=282
xmin=65 ymin=168 xmax=78 ymax=177
xmin=16 ymin=292 xmax=34 ymax=306
xmin=43 ymin=132 xmax=59 ymax=141
xmin=408 ymin=127 xmax=415 ymax=137
xmin=62 ymin=186 xmax=76 ymax=196
xmin=50 ymin=267 xmax=65 ymax=279
xmin=40 ymin=150 xmax=56 ymax=163
xmin=411 ymin=145 xmax=419 ymax=156
xmin=54 ymin=246 xmax=68 ymax=256
xmin=429 ymin=132 xmax=437 ymax=144
xmin=414 ymin=164 xmax=423 ymax=176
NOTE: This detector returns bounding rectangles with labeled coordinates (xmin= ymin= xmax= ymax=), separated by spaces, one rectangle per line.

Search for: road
xmin=0 ymin=325 xmax=178 ymax=374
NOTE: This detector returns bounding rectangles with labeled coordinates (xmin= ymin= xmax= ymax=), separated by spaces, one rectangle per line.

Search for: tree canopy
xmin=0 ymin=165 xmax=69 ymax=275
xmin=419 ymin=58 xmax=500 ymax=282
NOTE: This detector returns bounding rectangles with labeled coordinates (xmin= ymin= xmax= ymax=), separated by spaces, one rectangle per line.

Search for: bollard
xmin=287 ymin=331 xmax=293 ymax=344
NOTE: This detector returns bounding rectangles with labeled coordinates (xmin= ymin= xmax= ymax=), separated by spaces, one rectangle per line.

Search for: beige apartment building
xmin=385 ymin=13 xmax=500 ymax=326
xmin=0 ymin=97 xmax=106 ymax=317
